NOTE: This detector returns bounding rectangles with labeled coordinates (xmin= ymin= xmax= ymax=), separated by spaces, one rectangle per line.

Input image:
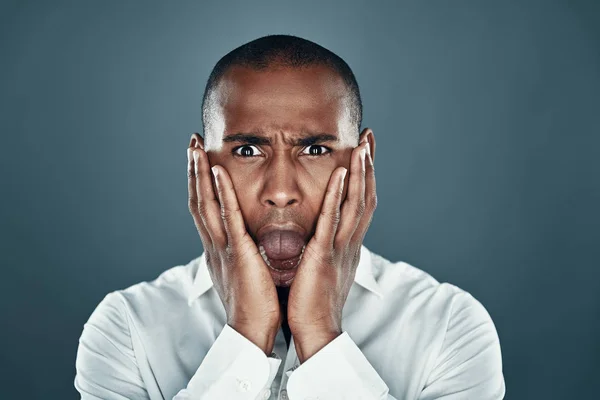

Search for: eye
xmin=233 ymin=144 xmax=332 ymax=158
xmin=301 ymin=145 xmax=332 ymax=157
xmin=232 ymin=145 xmax=263 ymax=158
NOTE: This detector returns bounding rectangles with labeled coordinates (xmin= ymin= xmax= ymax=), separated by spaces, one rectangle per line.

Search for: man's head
xmin=190 ymin=34 xmax=376 ymax=286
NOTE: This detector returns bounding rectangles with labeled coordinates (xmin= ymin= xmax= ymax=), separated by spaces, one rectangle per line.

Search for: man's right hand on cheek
xmin=187 ymin=141 xmax=281 ymax=355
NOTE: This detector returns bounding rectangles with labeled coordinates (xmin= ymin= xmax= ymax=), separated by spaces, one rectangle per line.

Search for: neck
xmin=276 ymin=286 xmax=292 ymax=348
xmin=276 ymin=285 xmax=290 ymax=318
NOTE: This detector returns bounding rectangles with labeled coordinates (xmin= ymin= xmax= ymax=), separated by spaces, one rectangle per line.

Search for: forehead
xmin=211 ymin=65 xmax=351 ymax=142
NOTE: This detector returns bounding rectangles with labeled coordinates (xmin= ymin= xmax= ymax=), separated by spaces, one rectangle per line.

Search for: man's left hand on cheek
xmin=287 ymin=135 xmax=376 ymax=363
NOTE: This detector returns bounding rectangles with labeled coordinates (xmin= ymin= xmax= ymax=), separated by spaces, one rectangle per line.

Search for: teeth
xmin=258 ymin=244 xmax=307 ymax=268
xmin=299 ymin=245 xmax=305 ymax=261
xmin=259 ymin=245 xmax=271 ymax=267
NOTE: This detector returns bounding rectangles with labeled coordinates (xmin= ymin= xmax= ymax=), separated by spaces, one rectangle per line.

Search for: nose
xmin=260 ymin=153 xmax=302 ymax=208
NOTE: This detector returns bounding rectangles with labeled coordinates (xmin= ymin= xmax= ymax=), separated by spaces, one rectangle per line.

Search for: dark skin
xmin=187 ymin=64 xmax=377 ymax=362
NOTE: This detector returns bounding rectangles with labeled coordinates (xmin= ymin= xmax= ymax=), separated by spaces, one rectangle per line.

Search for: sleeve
xmin=285 ymin=331 xmax=392 ymax=400
xmin=74 ymin=292 xmax=150 ymax=400
xmin=418 ymin=291 xmax=506 ymax=400
xmin=173 ymin=323 xmax=282 ymax=400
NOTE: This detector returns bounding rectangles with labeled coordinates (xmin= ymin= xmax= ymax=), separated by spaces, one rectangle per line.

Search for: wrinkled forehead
xmin=204 ymin=65 xmax=355 ymax=150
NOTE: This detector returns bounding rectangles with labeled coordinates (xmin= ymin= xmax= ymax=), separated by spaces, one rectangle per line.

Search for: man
xmin=75 ymin=34 xmax=505 ymax=400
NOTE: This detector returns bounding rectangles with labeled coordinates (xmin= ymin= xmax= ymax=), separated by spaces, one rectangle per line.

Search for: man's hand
xmin=187 ymin=141 xmax=281 ymax=355
xmin=287 ymin=135 xmax=377 ymax=363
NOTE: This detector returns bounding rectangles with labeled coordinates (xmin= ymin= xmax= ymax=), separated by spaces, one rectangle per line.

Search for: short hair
xmin=201 ymin=34 xmax=363 ymax=143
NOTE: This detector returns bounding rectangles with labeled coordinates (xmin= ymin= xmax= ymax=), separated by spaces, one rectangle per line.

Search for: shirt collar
xmin=187 ymin=244 xmax=383 ymax=306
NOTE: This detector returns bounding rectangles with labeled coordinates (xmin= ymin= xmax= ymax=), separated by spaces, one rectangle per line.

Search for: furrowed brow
xmin=222 ymin=133 xmax=271 ymax=145
xmin=294 ymin=134 xmax=339 ymax=146
xmin=222 ymin=133 xmax=339 ymax=146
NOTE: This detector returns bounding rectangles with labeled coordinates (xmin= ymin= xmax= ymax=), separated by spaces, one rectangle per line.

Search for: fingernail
xmin=360 ymin=131 xmax=370 ymax=144
xmin=340 ymin=168 xmax=347 ymax=190
xmin=360 ymin=146 xmax=367 ymax=164
xmin=211 ymin=166 xmax=219 ymax=179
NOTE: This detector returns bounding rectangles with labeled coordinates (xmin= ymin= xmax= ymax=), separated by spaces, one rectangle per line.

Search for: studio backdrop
xmin=1 ymin=0 xmax=599 ymax=399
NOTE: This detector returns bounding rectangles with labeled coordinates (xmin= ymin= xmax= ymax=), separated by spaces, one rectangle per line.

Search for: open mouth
xmin=255 ymin=225 xmax=308 ymax=286
xmin=259 ymin=244 xmax=306 ymax=270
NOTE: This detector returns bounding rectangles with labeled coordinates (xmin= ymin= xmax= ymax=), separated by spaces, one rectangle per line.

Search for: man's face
xmin=194 ymin=64 xmax=374 ymax=287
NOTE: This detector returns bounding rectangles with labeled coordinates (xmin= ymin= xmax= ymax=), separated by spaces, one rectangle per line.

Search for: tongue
xmin=259 ymin=230 xmax=305 ymax=260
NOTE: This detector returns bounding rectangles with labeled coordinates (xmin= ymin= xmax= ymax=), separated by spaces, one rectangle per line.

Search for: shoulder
xmin=368 ymin=248 xmax=504 ymax=394
xmin=121 ymin=259 xmax=198 ymax=309
xmin=370 ymin=248 xmax=465 ymax=306
xmin=74 ymin=260 xmax=202 ymax=399
xmin=84 ymin=256 xmax=201 ymax=330
xmin=368 ymin=247 xmax=499 ymax=339
xmin=367 ymin=248 xmax=504 ymax=396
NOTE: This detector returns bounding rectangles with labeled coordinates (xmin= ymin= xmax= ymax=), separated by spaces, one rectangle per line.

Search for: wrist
xmin=293 ymin=329 xmax=341 ymax=363
xmin=229 ymin=322 xmax=280 ymax=355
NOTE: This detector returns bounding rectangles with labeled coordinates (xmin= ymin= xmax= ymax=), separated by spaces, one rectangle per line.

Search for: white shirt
xmin=74 ymin=244 xmax=506 ymax=400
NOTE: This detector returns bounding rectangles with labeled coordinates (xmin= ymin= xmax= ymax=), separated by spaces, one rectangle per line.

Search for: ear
xmin=189 ymin=133 xmax=205 ymax=150
xmin=358 ymin=128 xmax=375 ymax=164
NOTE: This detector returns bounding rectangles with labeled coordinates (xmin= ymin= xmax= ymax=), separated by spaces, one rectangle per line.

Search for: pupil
xmin=310 ymin=146 xmax=320 ymax=155
xmin=242 ymin=147 xmax=252 ymax=156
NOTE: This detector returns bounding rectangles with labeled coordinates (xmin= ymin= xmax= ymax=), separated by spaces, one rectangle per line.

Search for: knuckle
xmin=197 ymin=200 xmax=210 ymax=217
xmin=224 ymin=244 xmax=244 ymax=267
xmin=355 ymin=199 xmax=366 ymax=218
xmin=188 ymin=197 xmax=198 ymax=212
xmin=321 ymin=209 xmax=338 ymax=222
xmin=220 ymin=206 xmax=239 ymax=227
xmin=187 ymin=167 xmax=196 ymax=179
xmin=222 ymin=210 xmax=235 ymax=224
xmin=370 ymin=193 xmax=378 ymax=210
xmin=328 ymin=186 xmax=341 ymax=198
xmin=223 ymin=244 xmax=234 ymax=260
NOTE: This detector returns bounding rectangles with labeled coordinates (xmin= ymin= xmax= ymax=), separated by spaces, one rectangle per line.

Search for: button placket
xmin=279 ymin=335 xmax=297 ymax=394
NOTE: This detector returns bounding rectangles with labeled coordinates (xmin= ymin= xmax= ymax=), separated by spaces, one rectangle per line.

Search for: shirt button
xmin=262 ymin=388 xmax=271 ymax=399
xmin=236 ymin=378 xmax=252 ymax=392
xmin=281 ymin=389 xmax=289 ymax=400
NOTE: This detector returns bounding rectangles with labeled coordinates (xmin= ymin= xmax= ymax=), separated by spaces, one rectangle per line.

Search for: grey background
xmin=1 ymin=0 xmax=598 ymax=398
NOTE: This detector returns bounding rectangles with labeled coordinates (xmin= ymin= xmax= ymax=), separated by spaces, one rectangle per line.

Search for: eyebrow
xmin=222 ymin=133 xmax=339 ymax=147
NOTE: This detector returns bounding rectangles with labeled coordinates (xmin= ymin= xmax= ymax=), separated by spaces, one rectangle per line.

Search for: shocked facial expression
xmin=192 ymin=64 xmax=374 ymax=286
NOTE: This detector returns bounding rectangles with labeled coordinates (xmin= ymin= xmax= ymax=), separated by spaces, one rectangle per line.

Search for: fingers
xmin=211 ymin=165 xmax=248 ymax=248
xmin=188 ymin=147 xmax=210 ymax=248
xmin=335 ymin=140 xmax=369 ymax=248
xmin=350 ymin=141 xmax=377 ymax=245
xmin=188 ymin=146 xmax=226 ymax=246
xmin=313 ymin=166 xmax=347 ymax=249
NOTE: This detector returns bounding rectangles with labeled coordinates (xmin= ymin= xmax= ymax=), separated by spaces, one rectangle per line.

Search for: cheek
xmin=230 ymin=175 xmax=255 ymax=204
xmin=229 ymin=180 xmax=256 ymax=231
